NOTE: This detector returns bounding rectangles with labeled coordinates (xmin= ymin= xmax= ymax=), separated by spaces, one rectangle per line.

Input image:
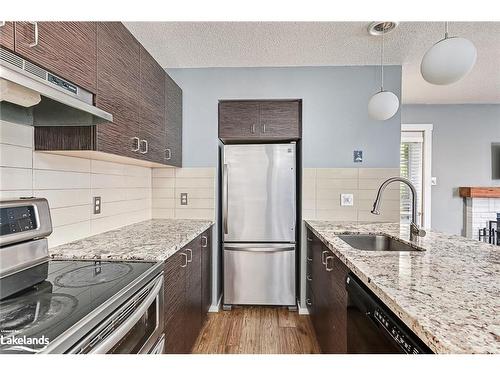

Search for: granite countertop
xmin=305 ymin=220 xmax=500 ymax=354
xmin=50 ymin=219 xmax=213 ymax=262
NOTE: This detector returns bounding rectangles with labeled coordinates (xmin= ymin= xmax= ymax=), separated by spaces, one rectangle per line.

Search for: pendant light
xmin=368 ymin=22 xmax=400 ymax=121
xmin=421 ymin=22 xmax=477 ymax=85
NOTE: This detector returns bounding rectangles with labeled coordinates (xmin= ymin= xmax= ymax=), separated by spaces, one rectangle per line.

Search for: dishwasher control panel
xmin=374 ymin=308 xmax=422 ymax=354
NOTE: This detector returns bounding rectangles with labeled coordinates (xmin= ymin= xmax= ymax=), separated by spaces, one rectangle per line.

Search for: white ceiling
xmin=124 ymin=22 xmax=500 ymax=104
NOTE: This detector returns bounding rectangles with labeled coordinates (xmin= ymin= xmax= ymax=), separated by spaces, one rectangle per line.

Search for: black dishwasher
xmin=346 ymin=273 xmax=433 ymax=354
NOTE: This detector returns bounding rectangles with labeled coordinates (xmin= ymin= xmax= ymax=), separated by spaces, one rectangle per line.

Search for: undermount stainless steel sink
xmin=337 ymin=234 xmax=424 ymax=252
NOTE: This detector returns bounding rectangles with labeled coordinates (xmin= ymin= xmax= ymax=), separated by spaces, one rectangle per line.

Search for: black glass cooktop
xmin=0 ymin=260 xmax=157 ymax=354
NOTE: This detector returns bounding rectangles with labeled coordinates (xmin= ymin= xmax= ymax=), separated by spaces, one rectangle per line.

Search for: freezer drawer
xmin=223 ymin=243 xmax=296 ymax=306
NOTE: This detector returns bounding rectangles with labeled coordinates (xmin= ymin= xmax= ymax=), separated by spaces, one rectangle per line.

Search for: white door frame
xmin=401 ymin=124 xmax=433 ymax=229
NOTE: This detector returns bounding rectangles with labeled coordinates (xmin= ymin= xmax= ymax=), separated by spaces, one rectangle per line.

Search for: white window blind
xmin=400 ymin=131 xmax=424 ymax=226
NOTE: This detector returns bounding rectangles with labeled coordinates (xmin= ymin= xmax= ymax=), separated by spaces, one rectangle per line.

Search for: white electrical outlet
xmin=341 ymin=193 xmax=354 ymax=206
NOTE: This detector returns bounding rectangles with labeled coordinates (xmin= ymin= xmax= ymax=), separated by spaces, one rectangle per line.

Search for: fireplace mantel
xmin=459 ymin=187 xmax=500 ymax=198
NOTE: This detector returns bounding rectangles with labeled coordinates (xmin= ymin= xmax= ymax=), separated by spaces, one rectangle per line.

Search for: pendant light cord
xmin=380 ymin=31 xmax=384 ymax=91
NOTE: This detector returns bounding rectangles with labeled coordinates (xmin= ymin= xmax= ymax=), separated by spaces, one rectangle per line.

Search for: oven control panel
xmin=0 ymin=205 xmax=37 ymax=236
xmin=374 ymin=308 xmax=423 ymax=354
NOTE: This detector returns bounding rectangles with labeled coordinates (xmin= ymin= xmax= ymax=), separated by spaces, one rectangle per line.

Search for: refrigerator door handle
xmin=223 ymin=163 xmax=229 ymax=234
xmin=224 ymin=244 xmax=295 ymax=252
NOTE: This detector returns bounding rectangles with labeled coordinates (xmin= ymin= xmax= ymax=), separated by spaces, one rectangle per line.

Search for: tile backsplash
xmin=152 ymin=167 xmax=216 ymax=220
xmin=0 ymin=120 xmax=152 ymax=248
xmin=302 ymin=167 xmax=400 ymax=222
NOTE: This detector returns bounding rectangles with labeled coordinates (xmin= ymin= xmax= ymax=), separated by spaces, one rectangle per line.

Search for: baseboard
xmin=297 ymin=301 xmax=310 ymax=315
xmin=208 ymin=295 xmax=222 ymax=313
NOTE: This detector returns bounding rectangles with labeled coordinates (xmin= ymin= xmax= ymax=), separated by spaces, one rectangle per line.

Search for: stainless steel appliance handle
xmin=223 ymin=163 xmax=228 ymax=234
xmin=321 ymin=250 xmax=328 ymax=265
xmin=29 ymin=22 xmax=38 ymax=48
xmin=89 ymin=275 xmax=164 ymax=354
xmin=201 ymin=235 xmax=208 ymax=248
xmin=186 ymin=248 xmax=192 ymax=263
xmin=224 ymin=245 xmax=295 ymax=252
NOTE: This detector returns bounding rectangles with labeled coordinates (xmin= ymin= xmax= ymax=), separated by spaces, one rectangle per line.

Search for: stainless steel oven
xmin=69 ymin=273 xmax=165 ymax=354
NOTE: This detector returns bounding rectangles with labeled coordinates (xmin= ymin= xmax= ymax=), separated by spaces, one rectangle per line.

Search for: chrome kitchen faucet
xmin=371 ymin=177 xmax=426 ymax=241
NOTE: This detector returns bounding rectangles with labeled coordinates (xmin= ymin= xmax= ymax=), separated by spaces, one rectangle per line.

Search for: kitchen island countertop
xmin=50 ymin=219 xmax=213 ymax=262
xmin=305 ymin=220 xmax=500 ymax=354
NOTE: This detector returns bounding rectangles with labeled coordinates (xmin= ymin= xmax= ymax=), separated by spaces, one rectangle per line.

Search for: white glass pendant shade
xmin=421 ymin=37 xmax=477 ymax=85
xmin=368 ymin=90 xmax=399 ymax=121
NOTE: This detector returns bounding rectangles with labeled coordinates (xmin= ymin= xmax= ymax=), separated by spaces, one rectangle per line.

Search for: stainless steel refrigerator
xmin=222 ymin=143 xmax=296 ymax=307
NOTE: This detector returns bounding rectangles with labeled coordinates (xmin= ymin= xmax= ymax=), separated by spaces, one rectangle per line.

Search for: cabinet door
xmin=14 ymin=22 xmax=97 ymax=93
xmin=0 ymin=22 xmax=15 ymax=50
xmin=201 ymin=228 xmax=212 ymax=320
xmin=184 ymin=237 xmax=202 ymax=352
xmin=139 ymin=46 xmax=165 ymax=163
xmin=164 ymin=250 xmax=189 ymax=354
xmin=311 ymin=239 xmax=328 ymax=351
xmin=165 ymin=73 xmax=182 ymax=167
xmin=259 ymin=101 xmax=300 ymax=140
xmin=219 ymin=101 xmax=260 ymax=141
xmin=95 ymin=22 xmax=140 ymax=159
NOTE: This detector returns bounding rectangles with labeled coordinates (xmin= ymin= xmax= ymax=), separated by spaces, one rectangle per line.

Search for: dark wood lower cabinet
xmin=163 ymin=227 xmax=212 ymax=354
xmin=201 ymin=229 xmax=212 ymax=319
xmin=307 ymin=229 xmax=348 ymax=354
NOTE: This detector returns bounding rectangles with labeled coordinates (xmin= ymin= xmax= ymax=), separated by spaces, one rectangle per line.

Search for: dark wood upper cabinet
xmin=14 ymin=22 xmax=97 ymax=93
xmin=219 ymin=100 xmax=301 ymax=142
xmin=95 ymin=22 xmax=141 ymax=159
xmin=165 ymin=73 xmax=183 ymax=167
xmin=259 ymin=101 xmax=300 ymax=139
xmin=32 ymin=22 xmax=182 ymax=167
xmin=219 ymin=101 xmax=261 ymax=141
xmin=139 ymin=46 xmax=166 ymax=164
xmin=0 ymin=22 xmax=15 ymax=51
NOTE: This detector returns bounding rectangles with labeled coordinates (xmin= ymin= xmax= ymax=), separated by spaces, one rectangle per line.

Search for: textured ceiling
xmin=124 ymin=22 xmax=500 ymax=104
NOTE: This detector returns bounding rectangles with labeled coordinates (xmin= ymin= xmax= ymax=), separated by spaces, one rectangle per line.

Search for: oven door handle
xmin=89 ymin=275 xmax=164 ymax=354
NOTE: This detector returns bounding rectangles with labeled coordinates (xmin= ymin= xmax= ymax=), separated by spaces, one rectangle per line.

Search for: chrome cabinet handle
xmin=165 ymin=148 xmax=172 ymax=160
xmin=306 ymin=298 xmax=312 ymax=306
xmin=140 ymin=139 xmax=148 ymax=154
xmin=307 ymin=256 xmax=312 ymax=262
xmin=131 ymin=137 xmax=140 ymax=152
xmin=307 ymin=236 xmax=313 ymax=242
xmin=223 ymin=163 xmax=229 ymax=235
xmin=262 ymin=123 xmax=267 ymax=133
xmin=325 ymin=256 xmax=334 ymax=272
xmin=29 ymin=21 xmax=38 ymax=48
xmin=321 ymin=250 xmax=328 ymax=265
xmin=306 ymin=275 xmax=312 ymax=281
xmin=201 ymin=235 xmax=208 ymax=248
xmin=186 ymin=248 xmax=192 ymax=263
xmin=251 ymin=124 xmax=256 ymax=134
xmin=180 ymin=253 xmax=188 ymax=268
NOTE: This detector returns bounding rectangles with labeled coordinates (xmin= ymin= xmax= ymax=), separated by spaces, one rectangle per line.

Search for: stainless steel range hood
xmin=0 ymin=47 xmax=113 ymax=126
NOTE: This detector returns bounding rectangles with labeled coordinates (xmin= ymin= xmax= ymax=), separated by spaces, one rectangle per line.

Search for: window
xmin=400 ymin=132 xmax=424 ymax=226
xmin=400 ymin=124 xmax=433 ymax=228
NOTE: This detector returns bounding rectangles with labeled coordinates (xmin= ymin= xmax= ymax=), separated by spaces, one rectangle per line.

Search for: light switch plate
xmin=93 ymin=196 xmax=101 ymax=214
xmin=353 ymin=150 xmax=363 ymax=163
xmin=180 ymin=193 xmax=188 ymax=206
xmin=341 ymin=193 xmax=354 ymax=206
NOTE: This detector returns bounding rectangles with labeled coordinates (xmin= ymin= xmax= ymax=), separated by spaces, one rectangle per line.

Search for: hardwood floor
xmin=191 ymin=307 xmax=321 ymax=354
